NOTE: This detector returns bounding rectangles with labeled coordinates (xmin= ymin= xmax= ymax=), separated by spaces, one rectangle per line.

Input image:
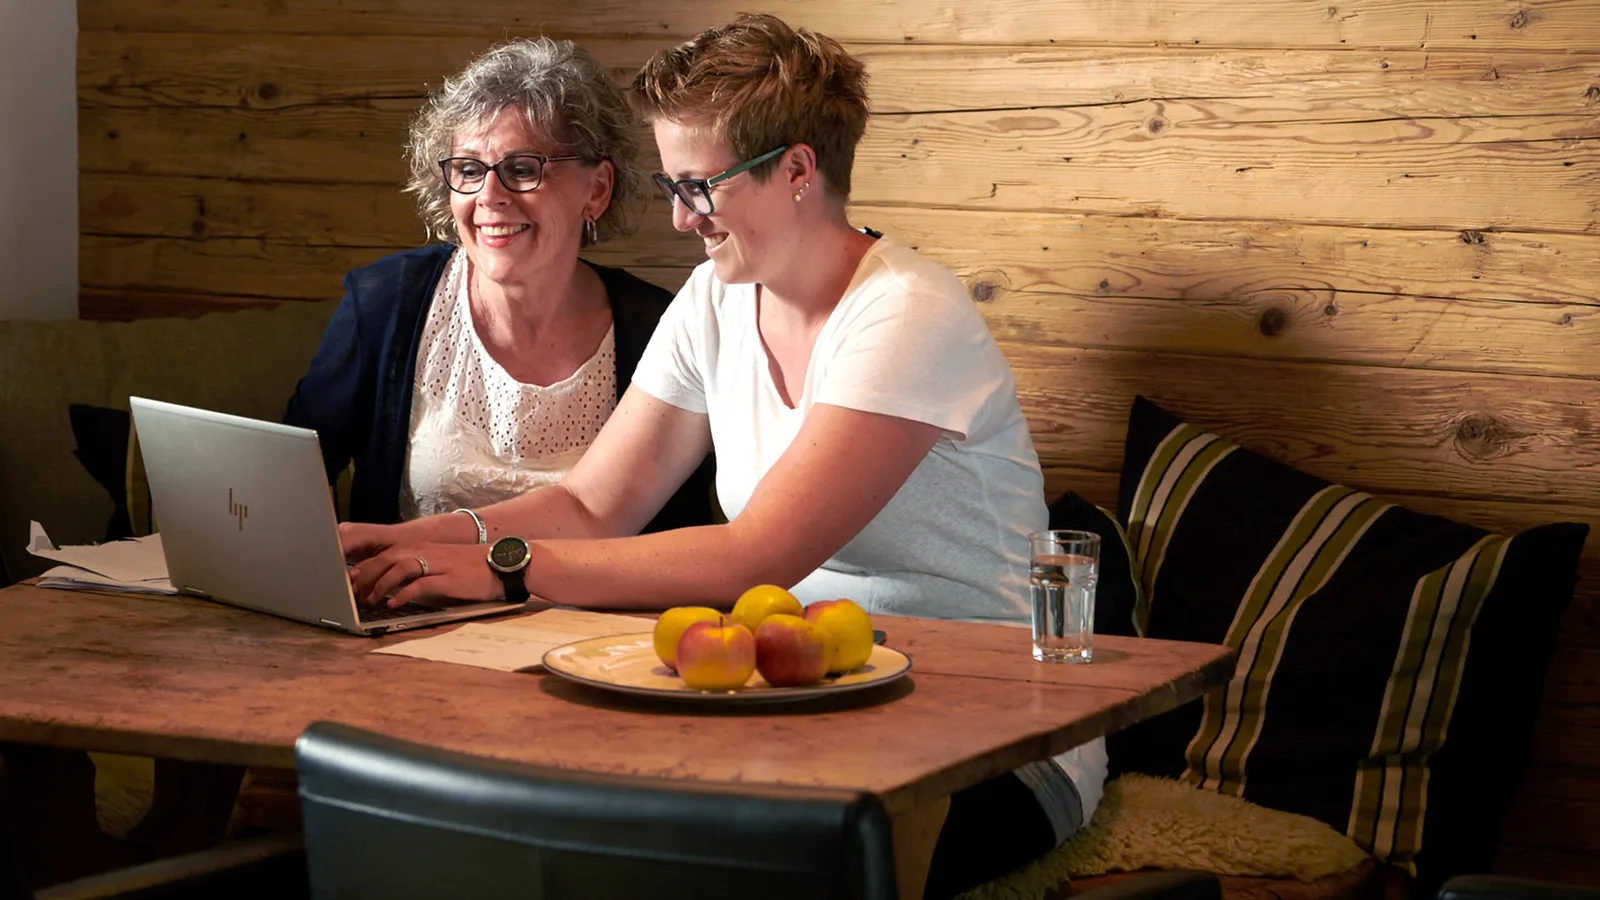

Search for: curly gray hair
xmin=404 ymin=38 xmax=645 ymax=247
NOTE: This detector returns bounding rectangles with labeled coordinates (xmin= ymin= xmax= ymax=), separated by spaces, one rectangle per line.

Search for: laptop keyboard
xmin=357 ymin=601 xmax=448 ymax=622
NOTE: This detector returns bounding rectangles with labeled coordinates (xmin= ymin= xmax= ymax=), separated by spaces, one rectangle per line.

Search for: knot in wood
xmin=257 ymin=83 xmax=280 ymax=101
xmin=1257 ymin=307 xmax=1290 ymax=337
xmin=1146 ymin=118 xmax=1167 ymax=134
xmin=1585 ymin=85 xmax=1600 ymax=104
xmin=969 ymin=280 xmax=998 ymax=303
xmin=1323 ymin=303 xmax=1339 ymax=317
xmin=1460 ymin=230 xmax=1486 ymax=245
xmin=1454 ymin=414 xmax=1513 ymax=460
xmin=1097 ymin=279 xmax=1111 ymax=292
xmin=1508 ymin=9 xmax=1529 ymax=28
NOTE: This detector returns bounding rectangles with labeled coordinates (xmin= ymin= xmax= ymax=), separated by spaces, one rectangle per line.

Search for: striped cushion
xmin=1106 ymin=396 xmax=1587 ymax=891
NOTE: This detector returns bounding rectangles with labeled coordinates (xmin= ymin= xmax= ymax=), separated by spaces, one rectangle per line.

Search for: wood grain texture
xmin=0 ymin=585 xmax=1230 ymax=816
xmin=78 ymin=0 xmax=1600 ymax=50
xmin=855 ymin=107 xmax=1600 ymax=232
xmin=81 ymin=177 xmax=1600 ymax=307
xmin=78 ymin=100 xmax=1600 ymax=232
xmin=77 ymin=33 xmax=1600 ymax=120
xmin=1010 ymin=345 xmax=1600 ymax=506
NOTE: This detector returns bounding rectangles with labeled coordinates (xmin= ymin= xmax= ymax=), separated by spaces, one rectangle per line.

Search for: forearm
xmin=475 ymin=483 xmax=615 ymax=543
xmin=519 ymin=521 xmax=821 ymax=610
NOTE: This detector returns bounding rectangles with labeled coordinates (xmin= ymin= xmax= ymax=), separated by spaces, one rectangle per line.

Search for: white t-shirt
xmin=633 ymin=237 xmax=1045 ymax=622
xmin=631 ymin=237 xmax=1105 ymax=839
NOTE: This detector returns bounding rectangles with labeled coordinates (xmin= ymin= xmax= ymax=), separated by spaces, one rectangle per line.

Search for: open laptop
xmin=128 ymin=396 xmax=527 ymax=635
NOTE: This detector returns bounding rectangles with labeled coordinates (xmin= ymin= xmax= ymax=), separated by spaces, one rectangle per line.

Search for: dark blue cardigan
xmin=284 ymin=244 xmax=715 ymax=532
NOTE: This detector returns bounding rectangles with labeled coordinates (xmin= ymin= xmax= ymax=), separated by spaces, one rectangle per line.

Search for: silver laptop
xmin=128 ymin=397 xmax=527 ymax=635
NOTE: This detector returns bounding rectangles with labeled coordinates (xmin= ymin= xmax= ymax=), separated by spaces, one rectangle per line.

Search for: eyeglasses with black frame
xmin=652 ymin=145 xmax=789 ymax=216
xmin=438 ymin=154 xmax=585 ymax=195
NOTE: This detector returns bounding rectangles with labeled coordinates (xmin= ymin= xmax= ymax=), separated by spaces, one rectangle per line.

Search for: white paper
xmin=372 ymin=608 xmax=650 ymax=672
xmin=26 ymin=522 xmax=169 ymax=584
xmin=35 ymin=565 xmax=177 ymax=595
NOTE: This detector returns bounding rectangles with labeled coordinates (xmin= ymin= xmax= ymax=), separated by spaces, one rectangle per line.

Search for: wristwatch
xmin=486 ymin=536 xmax=532 ymax=603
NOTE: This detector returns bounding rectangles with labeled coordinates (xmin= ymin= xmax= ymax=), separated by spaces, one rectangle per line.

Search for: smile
xmin=479 ymin=224 xmax=530 ymax=237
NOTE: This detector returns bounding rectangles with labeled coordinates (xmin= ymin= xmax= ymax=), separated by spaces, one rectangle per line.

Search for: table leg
xmin=892 ymin=793 xmax=951 ymax=900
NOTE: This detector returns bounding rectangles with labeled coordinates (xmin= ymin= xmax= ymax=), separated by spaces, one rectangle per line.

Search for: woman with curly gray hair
xmin=286 ymin=38 xmax=713 ymax=536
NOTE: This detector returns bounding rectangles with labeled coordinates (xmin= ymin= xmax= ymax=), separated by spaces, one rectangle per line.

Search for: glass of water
xmin=1028 ymin=530 xmax=1100 ymax=663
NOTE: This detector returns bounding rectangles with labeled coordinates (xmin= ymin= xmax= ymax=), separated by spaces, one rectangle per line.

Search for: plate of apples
xmin=540 ymin=585 xmax=911 ymax=704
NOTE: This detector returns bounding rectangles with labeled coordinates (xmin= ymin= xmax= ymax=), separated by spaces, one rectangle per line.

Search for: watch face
xmin=489 ymin=536 xmax=529 ymax=571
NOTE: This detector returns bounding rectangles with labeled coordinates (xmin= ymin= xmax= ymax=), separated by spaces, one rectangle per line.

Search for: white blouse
xmin=401 ymin=251 xmax=617 ymax=519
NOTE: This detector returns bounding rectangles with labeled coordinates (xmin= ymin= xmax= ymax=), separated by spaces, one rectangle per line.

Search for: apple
xmin=675 ymin=619 xmax=757 ymax=691
xmin=804 ymin=599 xmax=875 ymax=674
xmin=652 ymin=606 xmax=726 ymax=670
xmin=730 ymin=584 xmax=802 ymax=633
xmin=754 ymin=614 xmax=830 ymax=687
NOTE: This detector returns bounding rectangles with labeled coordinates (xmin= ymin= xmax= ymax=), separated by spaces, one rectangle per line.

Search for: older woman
xmin=340 ymin=16 xmax=1104 ymax=898
xmin=285 ymin=38 xmax=713 ymax=532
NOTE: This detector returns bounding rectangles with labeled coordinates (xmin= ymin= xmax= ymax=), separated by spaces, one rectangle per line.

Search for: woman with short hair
xmin=342 ymin=18 xmax=1104 ymax=897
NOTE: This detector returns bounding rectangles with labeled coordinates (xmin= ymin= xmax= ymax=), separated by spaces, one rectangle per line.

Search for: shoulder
xmin=343 ymin=244 xmax=454 ymax=294
xmin=845 ymin=238 xmax=974 ymax=323
xmin=338 ymin=244 xmax=454 ymax=324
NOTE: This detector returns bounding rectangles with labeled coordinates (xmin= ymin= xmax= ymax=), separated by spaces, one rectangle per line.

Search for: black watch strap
xmin=497 ymin=570 xmax=530 ymax=604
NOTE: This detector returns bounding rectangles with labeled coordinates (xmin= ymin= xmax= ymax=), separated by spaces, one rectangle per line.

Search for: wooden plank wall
xmin=78 ymin=0 xmax=1599 ymax=882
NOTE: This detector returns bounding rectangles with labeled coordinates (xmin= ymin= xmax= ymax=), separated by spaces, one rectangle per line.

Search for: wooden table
xmin=0 ymin=584 xmax=1232 ymax=898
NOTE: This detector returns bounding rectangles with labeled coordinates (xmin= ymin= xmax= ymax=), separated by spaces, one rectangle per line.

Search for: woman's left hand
xmin=348 ymin=541 xmax=508 ymax=608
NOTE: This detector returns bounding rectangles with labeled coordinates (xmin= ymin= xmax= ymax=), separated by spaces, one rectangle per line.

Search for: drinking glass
xmin=1028 ymin=530 xmax=1100 ymax=663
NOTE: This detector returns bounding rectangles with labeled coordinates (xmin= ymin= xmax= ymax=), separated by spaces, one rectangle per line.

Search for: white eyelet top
xmin=400 ymin=250 xmax=617 ymax=519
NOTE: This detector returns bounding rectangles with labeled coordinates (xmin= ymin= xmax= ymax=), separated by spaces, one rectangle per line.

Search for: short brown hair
xmin=630 ymin=14 xmax=869 ymax=197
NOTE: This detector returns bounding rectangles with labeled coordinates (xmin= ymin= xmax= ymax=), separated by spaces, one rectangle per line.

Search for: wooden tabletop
xmin=0 ymin=583 xmax=1231 ymax=816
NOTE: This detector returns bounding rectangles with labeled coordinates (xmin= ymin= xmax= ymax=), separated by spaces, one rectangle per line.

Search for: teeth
xmin=704 ymin=235 xmax=726 ymax=249
xmin=480 ymin=224 xmax=529 ymax=237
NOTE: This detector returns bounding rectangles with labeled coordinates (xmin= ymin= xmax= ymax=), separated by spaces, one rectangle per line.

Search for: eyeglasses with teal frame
xmin=652 ymin=145 xmax=789 ymax=216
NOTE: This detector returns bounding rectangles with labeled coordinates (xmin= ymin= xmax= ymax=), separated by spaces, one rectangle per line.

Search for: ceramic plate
xmin=541 ymin=632 xmax=912 ymax=705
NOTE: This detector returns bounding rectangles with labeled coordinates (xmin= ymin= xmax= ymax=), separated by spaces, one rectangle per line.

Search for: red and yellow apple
xmin=804 ymin=598 xmax=875 ymax=674
xmin=652 ymin=606 xmax=726 ymax=670
xmin=730 ymin=584 xmax=802 ymax=633
xmin=753 ymin=614 xmax=830 ymax=687
xmin=675 ymin=619 xmax=757 ymax=691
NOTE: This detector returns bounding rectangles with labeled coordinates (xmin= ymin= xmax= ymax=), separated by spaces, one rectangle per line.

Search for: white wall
xmin=0 ymin=2 xmax=77 ymax=320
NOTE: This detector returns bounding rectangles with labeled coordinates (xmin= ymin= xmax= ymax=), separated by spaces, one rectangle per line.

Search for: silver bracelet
xmin=452 ymin=508 xmax=487 ymax=545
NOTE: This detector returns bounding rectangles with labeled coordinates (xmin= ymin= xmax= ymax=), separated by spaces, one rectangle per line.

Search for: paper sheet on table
xmin=25 ymin=521 xmax=177 ymax=594
xmin=371 ymin=608 xmax=650 ymax=672
xmin=26 ymin=521 xmax=170 ymax=583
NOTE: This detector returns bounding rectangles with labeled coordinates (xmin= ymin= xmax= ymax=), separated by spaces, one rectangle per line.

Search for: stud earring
xmin=793 ymin=181 xmax=810 ymax=202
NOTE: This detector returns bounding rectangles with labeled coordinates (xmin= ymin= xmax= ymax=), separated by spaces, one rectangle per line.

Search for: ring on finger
xmin=416 ymin=555 xmax=430 ymax=577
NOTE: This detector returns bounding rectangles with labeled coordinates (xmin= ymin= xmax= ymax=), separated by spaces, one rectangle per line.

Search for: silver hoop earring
xmin=583 ymin=217 xmax=599 ymax=245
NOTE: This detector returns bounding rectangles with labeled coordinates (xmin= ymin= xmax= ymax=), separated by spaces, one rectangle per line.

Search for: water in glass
xmin=1030 ymin=552 xmax=1097 ymax=662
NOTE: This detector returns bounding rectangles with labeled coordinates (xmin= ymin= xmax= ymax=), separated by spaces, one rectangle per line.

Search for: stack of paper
xmin=25 ymin=521 xmax=177 ymax=595
xmin=373 ymin=608 xmax=649 ymax=672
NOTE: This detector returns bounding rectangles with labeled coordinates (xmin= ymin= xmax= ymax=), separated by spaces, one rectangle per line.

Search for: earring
xmin=583 ymin=217 xmax=599 ymax=245
xmin=794 ymin=182 xmax=810 ymax=202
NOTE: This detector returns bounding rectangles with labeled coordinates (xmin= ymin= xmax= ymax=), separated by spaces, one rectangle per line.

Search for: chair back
xmin=294 ymin=722 xmax=898 ymax=900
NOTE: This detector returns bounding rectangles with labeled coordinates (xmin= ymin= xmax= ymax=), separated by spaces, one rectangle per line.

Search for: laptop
xmin=128 ymin=396 xmax=527 ymax=635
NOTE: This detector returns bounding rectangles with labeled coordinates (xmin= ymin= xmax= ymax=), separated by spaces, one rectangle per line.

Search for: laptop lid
xmin=128 ymin=397 xmax=521 ymax=635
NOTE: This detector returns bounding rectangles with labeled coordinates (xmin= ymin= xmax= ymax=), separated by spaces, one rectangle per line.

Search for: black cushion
xmin=67 ymin=403 xmax=134 ymax=543
xmin=1047 ymin=491 xmax=1141 ymax=637
xmin=1107 ymin=396 xmax=1588 ymax=893
xmin=294 ymin=722 xmax=897 ymax=900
